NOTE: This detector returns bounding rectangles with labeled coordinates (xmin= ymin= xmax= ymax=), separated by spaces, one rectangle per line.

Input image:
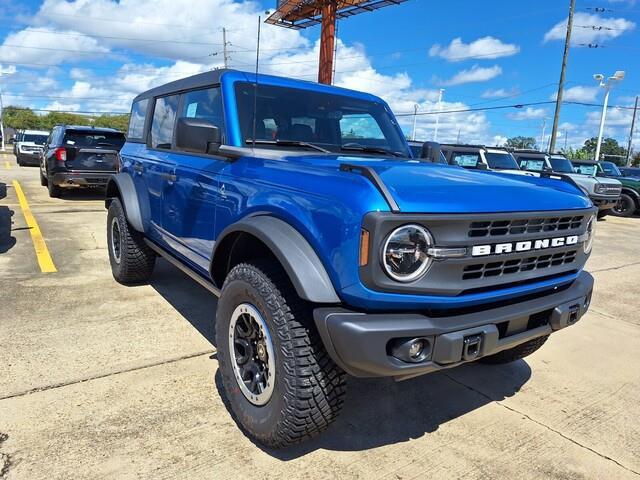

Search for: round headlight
xmin=583 ymin=214 xmax=596 ymax=254
xmin=382 ymin=225 xmax=433 ymax=282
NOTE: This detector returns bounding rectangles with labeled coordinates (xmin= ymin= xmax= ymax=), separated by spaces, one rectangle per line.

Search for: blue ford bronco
xmin=106 ymin=70 xmax=596 ymax=447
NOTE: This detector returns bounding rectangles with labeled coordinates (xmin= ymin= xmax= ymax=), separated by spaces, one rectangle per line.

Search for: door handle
xmin=133 ymin=164 xmax=144 ymax=174
xmin=161 ymin=172 xmax=178 ymax=183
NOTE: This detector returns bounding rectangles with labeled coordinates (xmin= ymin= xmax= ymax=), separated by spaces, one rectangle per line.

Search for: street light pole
xmin=0 ymin=83 xmax=4 ymax=153
xmin=433 ymin=88 xmax=444 ymax=142
xmin=540 ymin=118 xmax=547 ymax=151
xmin=593 ymin=71 xmax=625 ymax=162
xmin=411 ymin=104 xmax=419 ymax=141
xmin=626 ymin=96 xmax=638 ymax=166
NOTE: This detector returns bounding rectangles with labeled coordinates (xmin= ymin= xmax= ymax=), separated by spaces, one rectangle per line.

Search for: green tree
xmin=632 ymin=152 xmax=640 ymax=167
xmin=578 ymin=137 xmax=626 ymax=161
xmin=505 ymin=136 xmax=537 ymax=149
xmin=93 ymin=114 xmax=130 ymax=132
xmin=3 ymin=106 xmax=41 ymax=129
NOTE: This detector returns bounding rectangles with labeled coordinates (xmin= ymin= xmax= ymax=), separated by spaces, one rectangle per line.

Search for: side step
xmin=144 ymin=239 xmax=221 ymax=297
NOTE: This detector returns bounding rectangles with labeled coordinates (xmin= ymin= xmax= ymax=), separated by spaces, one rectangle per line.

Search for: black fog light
xmin=389 ymin=337 xmax=432 ymax=363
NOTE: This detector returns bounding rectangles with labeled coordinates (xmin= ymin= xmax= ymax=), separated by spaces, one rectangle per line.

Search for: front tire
xmin=479 ymin=335 xmax=549 ymax=365
xmin=215 ymin=261 xmax=346 ymax=447
xmin=612 ymin=193 xmax=637 ymax=217
xmin=106 ymin=197 xmax=155 ymax=284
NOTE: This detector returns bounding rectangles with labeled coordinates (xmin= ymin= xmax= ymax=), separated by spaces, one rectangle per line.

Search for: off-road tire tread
xmin=107 ymin=198 xmax=155 ymax=284
xmin=220 ymin=261 xmax=346 ymax=447
xmin=479 ymin=334 xmax=549 ymax=364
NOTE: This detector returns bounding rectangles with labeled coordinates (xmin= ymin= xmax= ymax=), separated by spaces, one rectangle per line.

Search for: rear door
xmin=62 ymin=130 xmax=126 ymax=172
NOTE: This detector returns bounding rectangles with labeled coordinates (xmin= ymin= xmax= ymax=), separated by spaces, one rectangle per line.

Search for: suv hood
xmin=289 ymin=155 xmax=592 ymax=213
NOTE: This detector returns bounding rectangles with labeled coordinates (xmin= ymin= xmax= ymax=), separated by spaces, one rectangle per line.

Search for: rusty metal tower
xmin=265 ymin=0 xmax=408 ymax=85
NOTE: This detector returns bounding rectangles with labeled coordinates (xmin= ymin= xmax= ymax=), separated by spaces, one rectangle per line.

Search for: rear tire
xmin=215 ymin=260 xmax=346 ymax=447
xmin=479 ymin=335 xmax=549 ymax=365
xmin=47 ymin=178 xmax=61 ymax=198
xmin=612 ymin=193 xmax=637 ymax=217
xmin=40 ymin=170 xmax=48 ymax=186
xmin=107 ymin=197 xmax=155 ymax=284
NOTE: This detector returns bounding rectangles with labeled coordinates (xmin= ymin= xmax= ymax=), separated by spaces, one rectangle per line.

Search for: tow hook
xmin=462 ymin=334 xmax=483 ymax=361
xmin=568 ymin=304 xmax=580 ymax=325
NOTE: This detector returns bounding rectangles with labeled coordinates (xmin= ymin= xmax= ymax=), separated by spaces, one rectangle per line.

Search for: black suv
xmin=40 ymin=126 xmax=126 ymax=197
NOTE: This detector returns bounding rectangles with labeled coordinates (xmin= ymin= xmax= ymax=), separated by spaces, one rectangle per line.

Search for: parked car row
xmin=413 ymin=142 xmax=635 ymax=219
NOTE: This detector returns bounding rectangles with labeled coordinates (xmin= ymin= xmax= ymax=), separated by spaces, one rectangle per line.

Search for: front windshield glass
xmin=601 ymin=161 xmax=622 ymax=177
xmin=572 ymin=163 xmax=598 ymax=176
xmin=485 ymin=152 xmax=518 ymax=170
xmin=234 ymin=82 xmax=410 ymax=157
xmin=549 ymin=156 xmax=574 ymax=173
xmin=23 ymin=134 xmax=48 ymax=144
xmin=518 ymin=157 xmax=546 ymax=172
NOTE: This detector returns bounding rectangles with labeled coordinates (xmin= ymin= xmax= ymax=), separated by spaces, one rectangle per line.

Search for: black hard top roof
xmin=133 ymin=69 xmax=233 ymax=103
xmin=57 ymin=125 xmax=122 ymax=133
xmin=570 ymin=159 xmax=598 ymax=164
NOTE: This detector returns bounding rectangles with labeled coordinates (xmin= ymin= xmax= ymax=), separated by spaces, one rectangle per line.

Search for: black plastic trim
xmin=340 ymin=163 xmax=400 ymax=212
xmin=211 ymin=215 xmax=341 ymax=304
xmin=104 ymin=173 xmax=144 ymax=232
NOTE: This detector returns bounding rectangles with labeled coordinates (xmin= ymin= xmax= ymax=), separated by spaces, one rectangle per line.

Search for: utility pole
xmin=626 ymin=96 xmax=638 ymax=165
xmin=433 ymin=89 xmax=444 ymax=142
xmin=549 ymin=0 xmax=575 ymax=153
xmin=411 ymin=104 xmax=419 ymax=141
xmin=222 ymin=27 xmax=230 ymax=68
xmin=0 ymin=82 xmax=4 ymax=152
xmin=331 ymin=20 xmax=339 ymax=85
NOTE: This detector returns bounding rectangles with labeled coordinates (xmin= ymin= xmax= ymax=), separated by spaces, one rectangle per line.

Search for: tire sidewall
xmin=216 ymin=274 xmax=289 ymax=440
xmin=613 ymin=194 xmax=635 ymax=217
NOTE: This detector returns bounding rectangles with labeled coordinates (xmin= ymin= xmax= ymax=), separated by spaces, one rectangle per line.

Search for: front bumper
xmin=18 ymin=151 xmax=41 ymax=165
xmin=590 ymin=194 xmax=619 ymax=211
xmin=52 ymin=172 xmax=114 ymax=188
xmin=314 ymin=271 xmax=593 ymax=380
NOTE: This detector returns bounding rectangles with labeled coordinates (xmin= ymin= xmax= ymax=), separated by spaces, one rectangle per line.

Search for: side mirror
xmin=420 ymin=141 xmax=442 ymax=163
xmin=176 ymin=117 xmax=221 ymax=154
xmin=476 ymin=162 xmax=489 ymax=170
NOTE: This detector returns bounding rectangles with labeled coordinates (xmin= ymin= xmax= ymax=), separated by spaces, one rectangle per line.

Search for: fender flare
xmin=105 ymin=173 xmax=144 ymax=232
xmin=211 ymin=216 xmax=341 ymax=304
xmin=621 ymin=187 xmax=640 ymax=202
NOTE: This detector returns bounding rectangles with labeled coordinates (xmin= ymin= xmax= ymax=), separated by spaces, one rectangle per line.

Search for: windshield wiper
xmin=340 ymin=145 xmax=404 ymax=157
xmin=245 ymin=139 xmax=330 ymax=153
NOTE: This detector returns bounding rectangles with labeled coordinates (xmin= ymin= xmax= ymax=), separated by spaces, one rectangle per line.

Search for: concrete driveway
xmin=1 ymin=152 xmax=639 ymax=479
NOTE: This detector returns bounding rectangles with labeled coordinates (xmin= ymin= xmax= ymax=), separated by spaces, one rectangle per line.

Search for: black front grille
xmin=462 ymin=250 xmax=578 ymax=280
xmin=468 ymin=216 xmax=584 ymax=237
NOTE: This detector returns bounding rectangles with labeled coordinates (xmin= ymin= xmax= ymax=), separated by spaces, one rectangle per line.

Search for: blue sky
xmin=0 ymin=0 xmax=638 ymax=150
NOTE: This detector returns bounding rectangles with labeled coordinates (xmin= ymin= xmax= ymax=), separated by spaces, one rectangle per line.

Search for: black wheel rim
xmin=613 ymin=197 xmax=632 ymax=215
xmin=110 ymin=217 xmax=122 ymax=264
xmin=228 ymin=303 xmax=275 ymax=405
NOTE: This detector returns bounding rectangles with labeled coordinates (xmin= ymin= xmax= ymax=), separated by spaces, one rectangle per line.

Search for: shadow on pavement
xmin=149 ymin=258 xmax=218 ymax=346
xmin=56 ymin=188 xmax=107 ymax=202
xmin=147 ymin=255 xmax=532 ymax=456
xmin=0 ymin=183 xmax=16 ymax=254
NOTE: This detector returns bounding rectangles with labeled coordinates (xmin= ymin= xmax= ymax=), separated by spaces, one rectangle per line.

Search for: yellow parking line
xmin=5 ymin=161 xmax=11 ymax=169
xmin=12 ymin=180 xmax=57 ymax=273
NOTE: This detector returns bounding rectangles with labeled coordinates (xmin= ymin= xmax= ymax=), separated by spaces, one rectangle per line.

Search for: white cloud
xmin=429 ymin=37 xmax=520 ymax=62
xmin=481 ymin=87 xmax=520 ymax=98
xmin=437 ymin=65 xmax=502 ymax=86
xmin=550 ymin=85 xmax=600 ymax=102
xmin=492 ymin=135 xmax=508 ymax=146
xmin=544 ymin=13 xmax=635 ymax=44
xmin=507 ymin=107 xmax=548 ymax=120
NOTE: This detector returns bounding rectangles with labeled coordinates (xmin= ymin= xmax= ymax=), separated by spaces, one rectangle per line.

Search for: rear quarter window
xmin=128 ymin=99 xmax=149 ymax=142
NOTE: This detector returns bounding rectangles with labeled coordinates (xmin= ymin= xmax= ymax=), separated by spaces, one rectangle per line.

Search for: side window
xmin=340 ymin=113 xmax=385 ymax=142
xmin=150 ymin=95 xmax=179 ymax=149
xmin=128 ymin=98 xmax=149 ymax=141
xmin=451 ymin=153 xmax=480 ymax=168
xmin=180 ymin=87 xmax=225 ymax=131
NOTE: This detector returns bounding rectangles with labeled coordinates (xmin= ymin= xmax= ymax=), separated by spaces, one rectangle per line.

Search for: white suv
xmin=16 ymin=130 xmax=49 ymax=166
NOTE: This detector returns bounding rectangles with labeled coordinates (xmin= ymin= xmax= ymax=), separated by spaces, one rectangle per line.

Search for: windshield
xmin=234 ymin=82 xmax=410 ymax=157
xmin=23 ymin=134 xmax=48 ymax=145
xmin=485 ymin=152 xmax=518 ymax=170
xmin=601 ymin=161 xmax=622 ymax=177
xmin=572 ymin=163 xmax=598 ymax=176
xmin=549 ymin=156 xmax=574 ymax=173
xmin=518 ymin=157 xmax=546 ymax=172
xmin=63 ymin=131 xmax=126 ymax=150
